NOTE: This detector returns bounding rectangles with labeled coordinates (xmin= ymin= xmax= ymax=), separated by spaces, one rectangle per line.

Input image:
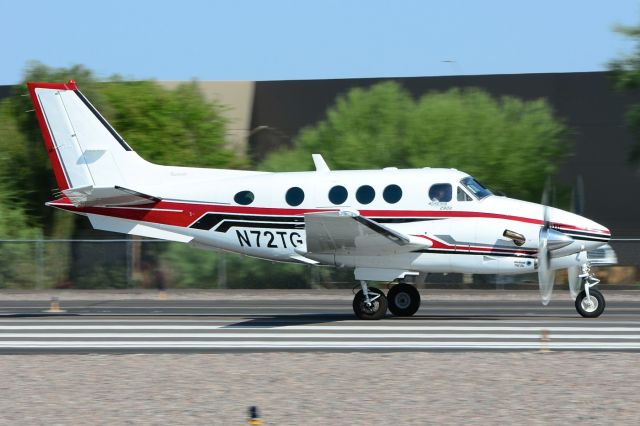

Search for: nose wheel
xmin=574 ymin=264 xmax=605 ymax=318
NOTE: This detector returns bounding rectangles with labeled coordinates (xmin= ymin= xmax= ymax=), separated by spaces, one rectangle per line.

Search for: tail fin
xmin=27 ymin=80 xmax=146 ymax=194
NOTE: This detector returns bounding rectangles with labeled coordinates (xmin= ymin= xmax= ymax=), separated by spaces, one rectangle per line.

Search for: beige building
xmin=158 ymin=81 xmax=255 ymax=154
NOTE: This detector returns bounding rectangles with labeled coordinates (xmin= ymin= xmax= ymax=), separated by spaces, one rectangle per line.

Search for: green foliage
xmin=0 ymin=184 xmax=42 ymax=288
xmin=262 ymin=81 xmax=568 ymax=202
xmin=160 ymin=244 xmax=313 ymax=289
xmin=609 ymin=23 xmax=640 ymax=163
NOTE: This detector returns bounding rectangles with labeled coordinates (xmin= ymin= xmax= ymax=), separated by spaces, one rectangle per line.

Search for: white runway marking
xmin=0 ymin=333 xmax=639 ymax=339
xmin=1 ymin=341 xmax=640 ymax=350
xmin=0 ymin=325 xmax=639 ymax=331
xmin=0 ymin=321 xmax=638 ymax=351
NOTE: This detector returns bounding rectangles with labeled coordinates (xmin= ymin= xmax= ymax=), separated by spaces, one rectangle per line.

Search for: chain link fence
xmin=0 ymin=239 xmax=637 ymax=290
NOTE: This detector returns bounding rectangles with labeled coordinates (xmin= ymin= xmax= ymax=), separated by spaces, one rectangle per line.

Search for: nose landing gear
xmin=575 ymin=264 xmax=605 ymax=318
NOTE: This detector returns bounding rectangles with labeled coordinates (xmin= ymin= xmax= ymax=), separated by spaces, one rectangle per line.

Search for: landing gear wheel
xmin=353 ymin=287 xmax=387 ymax=320
xmin=387 ymin=283 xmax=421 ymax=317
xmin=575 ymin=288 xmax=605 ymax=318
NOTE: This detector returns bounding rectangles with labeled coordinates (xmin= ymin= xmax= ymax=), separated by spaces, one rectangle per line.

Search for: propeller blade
xmin=568 ymin=265 xmax=581 ymax=299
xmin=538 ymin=227 xmax=555 ymax=305
xmin=572 ymin=175 xmax=585 ymax=216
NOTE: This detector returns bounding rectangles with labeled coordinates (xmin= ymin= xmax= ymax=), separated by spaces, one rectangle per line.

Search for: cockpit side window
xmin=457 ymin=186 xmax=472 ymax=201
xmin=460 ymin=176 xmax=492 ymax=200
xmin=429 ymin=183 xmax=452 ymax=202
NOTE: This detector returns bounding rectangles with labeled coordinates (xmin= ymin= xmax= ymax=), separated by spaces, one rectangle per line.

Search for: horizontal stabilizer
xmin=62 ymin=185 xmax=160 ymax=207
xmin=88 ymin=214 xmax=193 ymax=243
xmin=303 ymin=211 xmax=431 ymax=256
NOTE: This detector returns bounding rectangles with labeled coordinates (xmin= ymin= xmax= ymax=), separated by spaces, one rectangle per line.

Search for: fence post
xmin=218 ymin=254 xmax=227 ymax=289
xmin=36 ymin=239 xmax=44 ymax=289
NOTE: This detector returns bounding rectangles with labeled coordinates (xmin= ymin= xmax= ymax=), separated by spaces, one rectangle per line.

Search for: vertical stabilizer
xmin=27 ymin=80 xmax=145 ymax=192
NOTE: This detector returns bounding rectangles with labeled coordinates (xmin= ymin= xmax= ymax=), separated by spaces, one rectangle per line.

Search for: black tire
xmin=387 ymin=283 xmax=421 ymax=317
xmin=353 ymin=287 xmax=387 ymax=320
xmin=575 ymin=288 xmax=605 ymax=318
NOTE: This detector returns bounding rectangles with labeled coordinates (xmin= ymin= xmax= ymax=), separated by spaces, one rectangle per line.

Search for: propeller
xmin=538 ymin=179 xmax=555 ymax=305
xmin=537 ymin=216 xmax=555 ymax=305
xmin=567 ymin=174 xmax=586 ymax=299
xmin=567 ymin=265 xmax=581 ymax=299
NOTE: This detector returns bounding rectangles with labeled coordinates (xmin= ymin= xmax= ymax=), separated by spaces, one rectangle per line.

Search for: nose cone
xmin=548 ymin=207 xmax=611 ymax=245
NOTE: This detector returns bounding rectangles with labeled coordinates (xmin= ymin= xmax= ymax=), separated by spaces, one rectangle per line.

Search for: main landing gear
xmin=352 ymin=281 xmax=421 ymax=320
xmin=575 ymin=264 xmax=605 ymax=318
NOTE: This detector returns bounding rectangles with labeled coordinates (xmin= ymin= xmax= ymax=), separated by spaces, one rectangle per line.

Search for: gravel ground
xmin=1 ymin=352 xmax=638 ymax=425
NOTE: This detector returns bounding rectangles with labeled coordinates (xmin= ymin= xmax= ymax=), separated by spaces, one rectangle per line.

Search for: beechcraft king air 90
xmin=28 ymin=80 xmax=612 ymax=319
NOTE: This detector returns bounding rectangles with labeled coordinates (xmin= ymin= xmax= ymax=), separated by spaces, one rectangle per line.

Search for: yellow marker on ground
xmin=539 ymin=329 xmax=551 ymax=353
xmin=158 ymin=290 xmax=168 ymax=300
xmin=44 ymin=296 xmax=66 ymax=313
xmin=248 ymin=406 xmax=262 ymax=425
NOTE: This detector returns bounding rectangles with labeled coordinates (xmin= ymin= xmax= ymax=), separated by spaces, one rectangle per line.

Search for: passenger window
xmin=429 ymin=183 xmax=452 ymax=202
xmin=356 ymin=185 xmax=375 ymax=204
xmin=234 ymin=190 xmax=255 ymax=205
xmin=457 ymin=186 xmax=472 ymax=201
xmin=285 ymin=187 xmax=305 ymax=206
xmin=328 ymin=185 xmax=348 ymax=205
xmin=383 ymin=184 xmax=402 ymax=204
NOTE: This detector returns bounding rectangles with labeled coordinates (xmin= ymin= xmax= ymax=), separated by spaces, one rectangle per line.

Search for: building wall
xmin=157 ymin=81 xmax=255 ymax=154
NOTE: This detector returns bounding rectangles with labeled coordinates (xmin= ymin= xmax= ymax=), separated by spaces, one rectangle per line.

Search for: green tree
xmin=261 ymin=81 xmax=568 ymax=202
xmin=608 ymin=22 xmax=640 ymax=163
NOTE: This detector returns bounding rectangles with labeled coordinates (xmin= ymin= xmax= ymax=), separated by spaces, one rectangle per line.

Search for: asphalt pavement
xmin=1 ymin=289 xmax=639 ymax=352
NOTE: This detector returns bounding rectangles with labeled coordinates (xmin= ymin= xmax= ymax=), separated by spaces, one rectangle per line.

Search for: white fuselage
xmin=50 ymin=162 xmax=611 ymax=278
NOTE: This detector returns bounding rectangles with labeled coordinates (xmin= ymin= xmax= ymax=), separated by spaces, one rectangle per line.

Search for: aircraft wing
xmin=61 ymin=185 xmax=160 ymax=207
xmin=303 ymin=211 xmax=431 ymax=256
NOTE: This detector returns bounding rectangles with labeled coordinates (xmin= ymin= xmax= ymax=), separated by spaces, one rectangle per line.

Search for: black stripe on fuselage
xmin=565 ymin=235 xmax=610 ymax=243
xmin=189 ymin=213 xmax=438 ymax=232
xmin=190 ymin=214 xmax=303 ymax=231
xmin=413 ymin=249 xmax=536 ymax=259
xmin=553 ymin=227 xmax=610 ymax=240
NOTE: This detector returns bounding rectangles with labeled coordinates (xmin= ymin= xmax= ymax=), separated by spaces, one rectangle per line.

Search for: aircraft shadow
xmin=220 ymin=313 xmax=528 ymax=328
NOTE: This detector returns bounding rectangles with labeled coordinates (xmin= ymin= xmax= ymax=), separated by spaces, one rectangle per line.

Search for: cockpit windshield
xmin=460 ymin=176 xmax=492 ymax=200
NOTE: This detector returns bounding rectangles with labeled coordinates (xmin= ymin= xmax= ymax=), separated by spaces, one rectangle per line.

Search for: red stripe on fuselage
xmin=27 ymin=81 xmax=79 ymax=191
xmin=414 ymin=234 xmax=537 ymax=256
xmin=47 ymin=199 xmax=610 ymax=237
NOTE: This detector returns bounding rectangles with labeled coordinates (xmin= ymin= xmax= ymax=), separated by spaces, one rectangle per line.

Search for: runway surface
xmin=1 ymin=294 xmax=639 ymax=352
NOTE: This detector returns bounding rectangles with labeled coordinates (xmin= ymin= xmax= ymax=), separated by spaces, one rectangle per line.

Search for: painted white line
xmin=3 ymin=319 xmax=640 ymax=325
xmin=0 ymin=333 xmax=638 ymax=339
xmin=1 ymin=325 xmax=640 ymax=332
xmin=0 ymin=341 xmax=640 ymax=349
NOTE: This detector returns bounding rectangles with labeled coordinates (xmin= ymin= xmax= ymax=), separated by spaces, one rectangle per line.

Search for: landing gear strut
xmin=352 ymin=281 xmax=387 ymax=320
xmin=387 ymin=283 xmax=421 ymax=317
xmin=575 ymin=264 xmax=605 ymax=318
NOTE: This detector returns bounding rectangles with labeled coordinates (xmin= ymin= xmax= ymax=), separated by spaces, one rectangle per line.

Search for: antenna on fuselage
xmin=312 ymin=154 xmax=330 ymax=172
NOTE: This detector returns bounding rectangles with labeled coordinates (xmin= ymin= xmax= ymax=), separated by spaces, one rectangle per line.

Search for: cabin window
xmin=285 ymin=187 xmax=305 ymax=206
xmin=429 ymin=183 xmax=452 ymax=202
xmin=234 ymin=190 xmax=255 ymax=205
xmin=457 ymin=186 xmax=472 ymax=201
xmin=328 ymin=185 xmax=348 ymax=204
xmin=383 ymin=184 xmax=402 ymax=204
xmin=460 ymin=176 xmax=492 ymax=199
xmin=356 ymin=185 xmax=375 ymax=204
